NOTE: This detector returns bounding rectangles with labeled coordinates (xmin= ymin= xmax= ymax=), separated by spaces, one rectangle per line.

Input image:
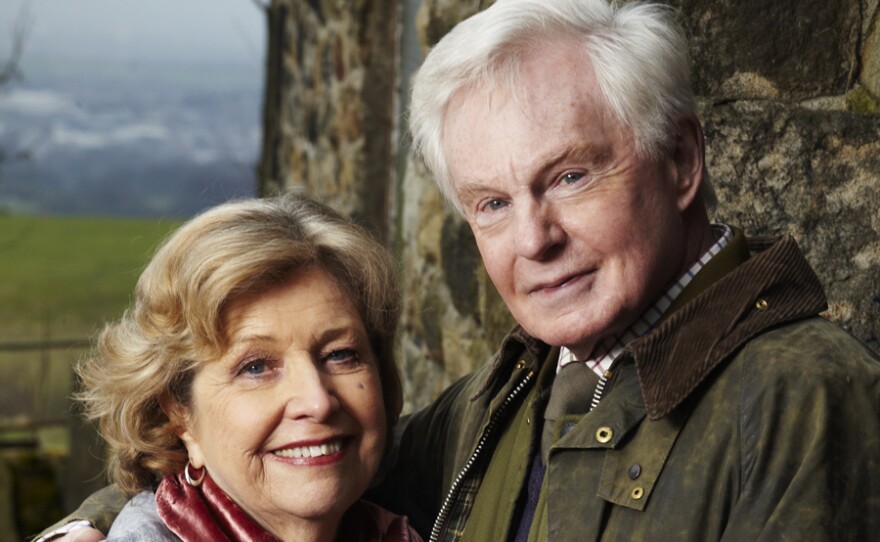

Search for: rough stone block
xmin=705 ymin=102 xmax=880 ymax=349
xmin=673 ymin=0 xmax=861 ymax=100
xmin=862 ymin=6 xmax=880 ymax=98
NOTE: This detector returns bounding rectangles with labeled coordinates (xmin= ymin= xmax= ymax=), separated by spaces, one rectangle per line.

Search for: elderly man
xmin=39 ymin=0 xmax=880 ymax=541
xmin=375 ymin=0 xmax=880 ymax=540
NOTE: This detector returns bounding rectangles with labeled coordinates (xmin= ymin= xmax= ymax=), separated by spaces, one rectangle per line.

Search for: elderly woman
xmin=74 ymin=195 xmax=420 ymax=542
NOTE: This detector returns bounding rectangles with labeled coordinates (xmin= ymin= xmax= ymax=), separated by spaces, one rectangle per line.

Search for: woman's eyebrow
xmin=228 ymin=321 xmax=362 ymax=346
xmin=312 ymin=324 xmax=362 ymax=345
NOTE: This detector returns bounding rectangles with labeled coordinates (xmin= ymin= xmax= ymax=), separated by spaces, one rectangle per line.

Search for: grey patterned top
xmin=104 ymin=491 xmax=180 ymax=542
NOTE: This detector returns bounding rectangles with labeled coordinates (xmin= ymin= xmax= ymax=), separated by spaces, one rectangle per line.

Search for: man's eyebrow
xmin=453 ymin=143 xmax=612 ymax=201
xmin=537 ymin=143 xmax=612 ymax=177
xmin=456 ymin=177 xmax=496 ymax=202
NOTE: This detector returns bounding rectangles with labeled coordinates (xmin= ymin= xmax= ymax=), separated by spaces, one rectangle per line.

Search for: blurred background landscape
xmin=0 ymin=1 xmax=265 ymax=537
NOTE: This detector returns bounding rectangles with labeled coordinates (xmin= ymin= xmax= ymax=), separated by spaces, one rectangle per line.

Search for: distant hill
xmin=0 ymin=57 xmax=261 ymax=217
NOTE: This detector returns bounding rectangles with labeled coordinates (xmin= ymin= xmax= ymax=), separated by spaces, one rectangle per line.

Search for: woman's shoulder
xmin=105 ymin=490 xmax=181 ymax=542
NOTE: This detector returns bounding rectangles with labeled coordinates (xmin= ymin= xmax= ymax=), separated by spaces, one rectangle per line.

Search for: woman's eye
xmin=322 ymin=348 xmax=364 ymax=372
xmin=238 ymin=359 xmax=270 ymax=376
xmin=325 ymin=348 xmax=358 ymax=364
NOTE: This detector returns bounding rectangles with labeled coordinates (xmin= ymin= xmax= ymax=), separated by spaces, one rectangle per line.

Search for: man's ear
xmin=161 ymin=396 xmax=205 ymax=469
xmin=669 ymin=114 xmax=705 ymax=212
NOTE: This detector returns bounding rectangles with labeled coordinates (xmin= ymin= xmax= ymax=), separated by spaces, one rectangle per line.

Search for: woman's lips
xmin=272 ymin=439 xmax=343 ymax=459
xmin=270 ymin=437 xmax=348 ymax=465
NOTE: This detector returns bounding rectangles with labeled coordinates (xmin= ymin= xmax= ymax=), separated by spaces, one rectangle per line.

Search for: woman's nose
xmin=283 ymin=365 xmax=340 ymax=422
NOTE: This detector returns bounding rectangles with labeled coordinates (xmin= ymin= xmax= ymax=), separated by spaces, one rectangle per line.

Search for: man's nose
xmin=283 ymin=364 xmax=340 ymax=422
xmin=514 ymin=201 xmax=565 ymax=260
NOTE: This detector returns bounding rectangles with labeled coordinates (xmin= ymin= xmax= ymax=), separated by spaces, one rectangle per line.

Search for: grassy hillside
xmin=0 ymin=215 xmax=181 ymax=341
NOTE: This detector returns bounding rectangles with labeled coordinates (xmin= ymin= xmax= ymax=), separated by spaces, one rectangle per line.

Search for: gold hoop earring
xmin=184 ymin=462 xmax=205 ymax=487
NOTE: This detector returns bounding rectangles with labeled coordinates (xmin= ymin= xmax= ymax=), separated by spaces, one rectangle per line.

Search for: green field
xmin=0 ymin=215 xmax=182 ymax=341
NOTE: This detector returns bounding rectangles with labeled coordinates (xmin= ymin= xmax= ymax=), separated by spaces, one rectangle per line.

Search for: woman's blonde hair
xmin=76 ymin=194 xmax=402 ymax=495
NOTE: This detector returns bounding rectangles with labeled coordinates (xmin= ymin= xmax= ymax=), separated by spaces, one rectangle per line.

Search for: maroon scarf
xmin=156 ymin=470 xmax=420 ymax=542
xmin=156 ymin=471 xmax=280 ymax=542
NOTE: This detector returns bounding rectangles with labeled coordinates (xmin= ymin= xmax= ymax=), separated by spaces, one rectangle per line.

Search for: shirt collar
xmin=558 ymin=224 xmax=734 ymax=376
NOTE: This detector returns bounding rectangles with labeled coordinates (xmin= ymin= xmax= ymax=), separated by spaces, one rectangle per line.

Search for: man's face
xmin=443 ymin=43 xmax=698 ymax=359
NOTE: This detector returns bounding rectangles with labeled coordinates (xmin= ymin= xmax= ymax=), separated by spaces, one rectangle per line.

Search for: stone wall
xmin=686 ymin=0 xmax=880 ymax=354
xmin=261 ymin=0 xmax=880 ymax=412
xmin=259 ymin=0 xmax=398 ymax=239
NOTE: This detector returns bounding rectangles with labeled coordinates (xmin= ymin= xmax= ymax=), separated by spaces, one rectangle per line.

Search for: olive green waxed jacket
xmin=372 ymin=235 xmax=880 ymax=542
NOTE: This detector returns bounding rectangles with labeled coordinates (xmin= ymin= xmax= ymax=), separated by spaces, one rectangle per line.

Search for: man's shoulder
xmin=737 ymin=316 xmax=880 ymax=391
xmin=725 ymin=317 xmax=880 ymax=505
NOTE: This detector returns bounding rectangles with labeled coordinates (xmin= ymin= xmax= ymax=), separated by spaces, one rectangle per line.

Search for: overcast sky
xmin=0 ymin=0 xmax=266 ymax=67
xmin=0 ymin=0 xmax=266 ymax=217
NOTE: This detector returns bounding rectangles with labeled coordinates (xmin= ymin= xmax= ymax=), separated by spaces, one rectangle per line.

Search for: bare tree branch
xmin=249 ymin=0 xmax=270 ymax=12
xmin=0 ymin=2 xmax=34 ymax=203
xmin=0 ymin=1 xmax=32 ymax=88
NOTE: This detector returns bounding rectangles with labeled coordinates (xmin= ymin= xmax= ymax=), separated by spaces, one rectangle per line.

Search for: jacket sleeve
xmin=721 ymin=321 xmax=880 ymax=541
xmin=32 ymin=484 xmax=128 ymax=540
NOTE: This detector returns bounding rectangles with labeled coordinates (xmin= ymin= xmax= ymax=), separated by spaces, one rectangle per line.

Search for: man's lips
xmin=529 ymin=269 xmax=594 ymax=294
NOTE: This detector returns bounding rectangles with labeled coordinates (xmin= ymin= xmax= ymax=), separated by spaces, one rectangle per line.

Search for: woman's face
xmin=177 ymin=267 xmax=386 ymax=540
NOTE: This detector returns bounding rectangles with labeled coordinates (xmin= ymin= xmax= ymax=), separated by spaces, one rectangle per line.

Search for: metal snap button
xmin=628 ymin=463 xmax=642 ymax=480
xmin=595 ymin=426 xmax=613 ymax=443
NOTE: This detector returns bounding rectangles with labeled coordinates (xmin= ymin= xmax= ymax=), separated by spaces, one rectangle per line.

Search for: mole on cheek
xmin=357 ymin=383 xmax=365 ymax=390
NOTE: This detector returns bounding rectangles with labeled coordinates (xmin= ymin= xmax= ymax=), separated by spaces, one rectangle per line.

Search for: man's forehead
xmin=444 ymin=58 xmax=609 ymax=134
xmin=443 ymin=87 xmax=621 ymax=174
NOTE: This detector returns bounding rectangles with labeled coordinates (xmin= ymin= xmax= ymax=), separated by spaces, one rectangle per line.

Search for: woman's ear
xmin=669 ymin=114 xmax=705 ymax=212
xmin=161 ymin=396 xmax=205 ymax=469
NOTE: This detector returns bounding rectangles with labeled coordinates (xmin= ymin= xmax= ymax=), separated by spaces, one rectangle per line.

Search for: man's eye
xmin=485 ymin=199 xmax=507 ymax=212
xmin=562 ymin=172 xmax=585 ymax=184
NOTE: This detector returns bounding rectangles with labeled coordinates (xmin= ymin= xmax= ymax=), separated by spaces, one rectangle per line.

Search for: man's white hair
xmin=409 ymin=0 xmax=715 ymax=213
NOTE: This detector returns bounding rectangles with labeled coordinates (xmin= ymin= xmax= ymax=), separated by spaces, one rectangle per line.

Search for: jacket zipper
xmin=429 ymin=369 xmax=536 ymax=542
xmin=589 ymin=369 xmax=612 ymax=412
